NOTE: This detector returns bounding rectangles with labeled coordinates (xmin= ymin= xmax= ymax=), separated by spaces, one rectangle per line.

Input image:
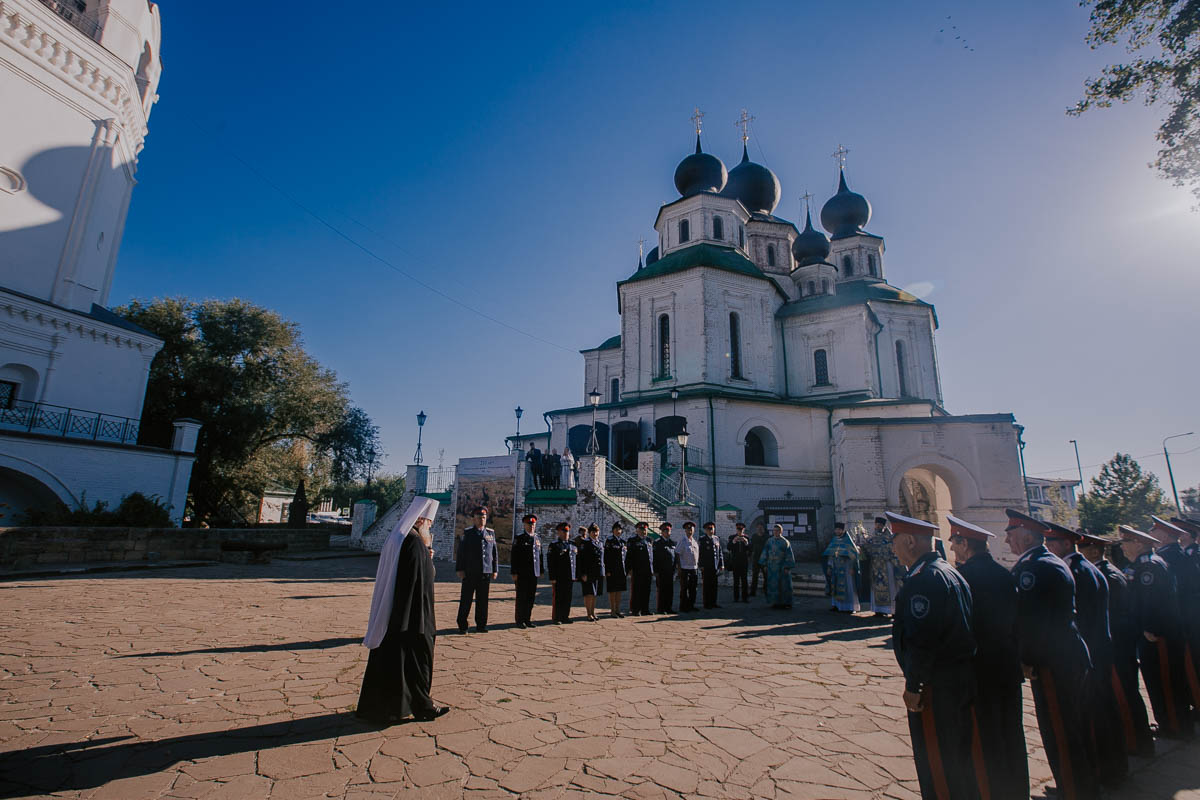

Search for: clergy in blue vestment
xmin=759 ymin=524 xmax=795 ymax=608
xmin=823 ymin=522 xmax=862 ymax=612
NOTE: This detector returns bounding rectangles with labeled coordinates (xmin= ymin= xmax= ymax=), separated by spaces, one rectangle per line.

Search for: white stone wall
xmin=829 ymin=234 xmax=886 ymax=283
xmin=782 ymin=304 xmax=877 ymax=399
xmin=655 ymin=194 xmax=749 ymax=257
xmin=0 ymin=0 xmax=162 ymax=313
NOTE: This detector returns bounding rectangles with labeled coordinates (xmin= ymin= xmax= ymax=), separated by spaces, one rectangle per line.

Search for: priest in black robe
xmin=357 ymin=497 xmax=449 ymax=724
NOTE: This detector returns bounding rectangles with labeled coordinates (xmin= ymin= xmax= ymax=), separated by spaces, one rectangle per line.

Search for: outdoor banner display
xmin=452 ymin=455 xmax=516 ymax=564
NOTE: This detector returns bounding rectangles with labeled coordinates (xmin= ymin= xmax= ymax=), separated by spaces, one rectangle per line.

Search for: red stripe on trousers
xmin=920 ymin=688 xmax=951 ymax=800
xmin=1040 ymin=667 xmax=1077 ymax=800
xmin=1185 ymin=644 xmax=1200 ymax=708
xmin=1158 ymin=638 xmax=1180 ymax=733
xmin=970 ymin=708 xmax=991 ymax=800
xmin=1109 ymin=665 xmax=1137 ymax=754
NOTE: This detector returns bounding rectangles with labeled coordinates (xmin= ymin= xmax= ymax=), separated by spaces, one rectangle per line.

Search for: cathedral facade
xmin=544 ymin=128 xmax=1024 ymax=556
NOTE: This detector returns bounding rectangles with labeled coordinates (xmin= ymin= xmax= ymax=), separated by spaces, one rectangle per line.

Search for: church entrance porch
xmin=611 ymin=421 xmax=640 ymax=471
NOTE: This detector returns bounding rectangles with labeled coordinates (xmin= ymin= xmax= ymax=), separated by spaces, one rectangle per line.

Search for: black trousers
xmin=907 ymin=680 xmax=980 ymax=800
xmin=1110 ymin=656 xmax=1154 ymax=757
xmin=1086 ymin=658 xmax=1129 ymax=786
xmin=732 ymin=567 xmax=748 ymax=601
xmin=357 ymin=631 xmax=434 ymax=721
xmin=655 ymin=571 xmax=674 ymax=612
xmin=701 ymin=567 xmax=719 ymax=608
xmin=630 ymin=571 xmax=652 ymax=614
xmin=551 ymin=578 xmax=572 ymax=621
xmin=456 ymin=574 xmax=490 ymax=630
xmin=971 ymin=678 xmax=1028 ymax=800
xmin=1139 ymin=636 xmax=1194 ymax=739
xmin=750 ymin=562 xmax=766 ymax=595
xmin=1032 ymin=665 xmax=1099 ymax=800
xmin=679 ymin=569 xmax=697 ymax=611
xmin=513 ymin=573 xmax=537 ymax=624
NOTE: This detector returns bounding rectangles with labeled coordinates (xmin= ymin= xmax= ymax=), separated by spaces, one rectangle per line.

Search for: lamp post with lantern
xmin=677 ymin=427 xmax=690 ymax=502
xmin=414 ymin=410 xmax=427 ymax=466
xmin=514 ymin=406 xmax=523 ymax=452
xmin=587 ymin=389 xmax=601 ymax=455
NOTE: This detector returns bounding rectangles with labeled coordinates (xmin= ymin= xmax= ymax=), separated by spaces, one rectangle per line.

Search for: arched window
xmin=679 ymin=219 xmax=690 ymax=243
xmin=744 ymin=426 xmax=779 ymax=467
xmin=729 ymin=313 xmax=743 ymax=379
xmin=821 ymin=279 xmax=829 ymax=294
xmin=713 ymin=216 xmax=724 ymax=240
xmin=806 ymin=280 xmax=816 ymax=295
xmin=658 ymin=314 xmax=671 ymax=378
xmin=767 ymin=245 xmax=776 ymax=267
xmin=868 ymin=253 xmax=878 ymax=276
xmin=738 ymin=226 xmax=745 ymax=247
xmin=896 ymin=340 xmax=909 ymax=396
xmin=610 ymin=377 xmax=620 ymax=404
xmin=814 ymin=349 xmax=830 ymax=386
xmin=842 ymin=255 xmax=854 ymax=276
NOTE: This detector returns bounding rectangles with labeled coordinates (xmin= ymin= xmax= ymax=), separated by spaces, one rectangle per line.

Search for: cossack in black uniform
xmin=626 ymin=524 xmax=654 ymax=615
xmin=698 ymin=524 xmax=724 ymax=609
xmin=653 ymin=524 xmax=677 ymax=613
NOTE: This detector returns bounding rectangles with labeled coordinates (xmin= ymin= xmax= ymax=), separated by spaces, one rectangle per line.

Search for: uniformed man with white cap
xmin=887 ymin=511 xmax=979 ymax=800
xmin=946 ymin=514 xmax=1027 ymax=800
xmin=1005 ymin=508 xmax=1098 ymax=800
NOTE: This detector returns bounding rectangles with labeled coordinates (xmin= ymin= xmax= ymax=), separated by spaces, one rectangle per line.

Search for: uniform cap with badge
xmin=884 ymin=511 xmax=940 ymax=537
xmin=1042 ymin=520 xmax=1081 ymax=542
xmin=1118 ymin=524 xmax=1159 ymax=544
xmin=1149 ymin=515 xmax=1187 ymax=540
xmin=1004 ymin=508 xmax=1049 ymax=534
xmin=521 ymin=513 xmax=537 ymax=524
xmin=1170 ymin=517 xmax=1200 ymax=536
xmin=946 ymin=514 xmax=994 ymax=542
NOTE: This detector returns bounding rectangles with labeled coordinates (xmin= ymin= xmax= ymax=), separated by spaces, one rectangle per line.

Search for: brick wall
xmin=0 ymin=527 xmax=331 ymax=568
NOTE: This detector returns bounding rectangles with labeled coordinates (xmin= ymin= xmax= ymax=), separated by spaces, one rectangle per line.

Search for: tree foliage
xmin=1070 ymin=0 xmax=1200 ymax=203
xmin=1182 ymin=485 xmax=1200 ymax=515
xmin=329 ymin=474 xmax=407 ymax=515
xmin=1078 ymin=452 xmax=1172 ymax=533
xmin=117 ymin=298 xmax=381 ymax=523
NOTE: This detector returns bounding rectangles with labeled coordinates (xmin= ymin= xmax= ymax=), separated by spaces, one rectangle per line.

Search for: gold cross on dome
xmin=832 ymin=144 xmax=850 ymax=169
xmin=800 ymin=191 xmax=813 ymax=216
xmin=735 ymin=109 xmax=755 ymax=144
xmin=691 ymin=107 xmax=705 ymax=137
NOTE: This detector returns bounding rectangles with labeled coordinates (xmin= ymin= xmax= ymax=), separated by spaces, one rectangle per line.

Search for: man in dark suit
xmin=947 ymin=514 xmax=1027 ymax=800
xmin=527 ymin=443 xmax=543 ymax=490
xmin=510 ymin=513 xmax=543 ymax=629
xmin=653 ymin=522 xmax=677 ymax=613
xmin=1005 ymin=508 xmax=1098 ymax=800
xmin=455 ymin=506 xmax=498 ymax=634
xmin=888 ymin=511 xmax=979 ymax=800
xmin=626 ymin=521 xmax=654 ymax=615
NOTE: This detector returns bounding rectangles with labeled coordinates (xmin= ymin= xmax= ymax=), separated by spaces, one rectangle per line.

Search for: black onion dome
xmin=645 ymin=246 xmax=660 ymax=265
xmin=791 ymin=208 xmax=830 ymax=267
xmin=721 ymin=144 xmax=781 ymax=214
xmin=673 ymin=135 xmax=727 ymax=196
xmin=820 ymin=170 xmax=871 ymax=237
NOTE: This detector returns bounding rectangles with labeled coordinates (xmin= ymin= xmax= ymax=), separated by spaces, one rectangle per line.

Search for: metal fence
xmin=424 ymin=467 xmax=456 ymax=493
xmin=37 ymin=0 xmax=103 ymax=41
xmin=0 ymin=400 xmax=140 ymax=445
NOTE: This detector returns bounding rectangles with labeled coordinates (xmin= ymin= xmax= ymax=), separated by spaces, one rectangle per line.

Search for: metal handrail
xmin=37 ymin=0 xmax=103 ymax=42
xmin=604 ymin=461 xmax=676 ymax=514
xmin=0 ymin=399 xmax=140 ymax=445
xmin=657 ymin=469 xmax=711 ymax=521
xmin=425 ymin=467 xmax=456 ymax=493
xmin=658 ymin=440 xmax=707 ymax=469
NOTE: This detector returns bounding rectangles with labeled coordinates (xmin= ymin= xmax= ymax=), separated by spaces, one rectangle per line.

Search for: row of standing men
xmin=889 ymin=507 xmax=1200 ymax=800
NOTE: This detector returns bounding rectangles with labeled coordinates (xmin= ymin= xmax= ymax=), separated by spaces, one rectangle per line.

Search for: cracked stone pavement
xmin=1 ymin=557 xmax=1198 ymax=799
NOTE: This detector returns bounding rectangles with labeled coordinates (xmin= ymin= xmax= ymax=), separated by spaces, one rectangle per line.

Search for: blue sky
xmin=114 ymin=1 xmax=1200 ymax=499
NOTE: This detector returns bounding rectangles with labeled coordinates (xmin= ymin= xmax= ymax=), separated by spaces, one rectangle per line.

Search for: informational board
xmin=453 ymin=455 xmax=516 ymax=564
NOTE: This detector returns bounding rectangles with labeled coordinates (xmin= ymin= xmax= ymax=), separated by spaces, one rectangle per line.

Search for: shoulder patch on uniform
xmin=910 ymin=595 xmax=930 ymax=619
xmin=1141 ymin=571 xmax=1154 ymax=586
xmin=1019 ymin=571 xmax=1036 ymax=591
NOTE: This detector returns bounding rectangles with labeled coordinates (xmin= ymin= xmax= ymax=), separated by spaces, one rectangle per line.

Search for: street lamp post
xmin=1164 ymin=432 xmax=1194 ymax=513
xmin=414 ymin=410 xmax=427 ymax=466
xmin=1069 ymin=439 xmax=1084 ymax=501
xmin=1016 ymin=425 xmax=1032 ymax=514
xmin=514 ymin=406 xmax=523 ymax=451
xmin=587 ymin=389 xmax=601 ymax=455
xmin=677 ymin=427 xmax=689 ymax=502
xmin=671 ymin=388 xmax=679 ymax=418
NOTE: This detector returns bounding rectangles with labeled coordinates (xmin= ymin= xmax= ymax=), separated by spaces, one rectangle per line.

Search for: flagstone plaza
xmin=1 ymin=556 xmax=1198 ymax=799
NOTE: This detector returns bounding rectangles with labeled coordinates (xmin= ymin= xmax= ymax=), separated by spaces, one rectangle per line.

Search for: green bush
xmin=21 ymin=492 xmax=174 ymax=528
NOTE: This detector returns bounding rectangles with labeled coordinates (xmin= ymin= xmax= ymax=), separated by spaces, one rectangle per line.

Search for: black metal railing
xmin=37 ymin=0 xmax=103 ymax=42
xmin=0 ymin=400 xmax=140 ymax=445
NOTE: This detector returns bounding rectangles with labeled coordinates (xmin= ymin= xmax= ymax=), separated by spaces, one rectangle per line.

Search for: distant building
xmin=257 ymin=488 xmax=295 ymax=524
xmin=0 ymin=1 xmax=198 ymax=524
xmin=1025 ymin=477 xmax=1080 ymax=526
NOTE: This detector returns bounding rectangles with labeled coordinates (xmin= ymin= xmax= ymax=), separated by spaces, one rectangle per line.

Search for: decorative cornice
xmin=0 ymin=0 xmax=148 ymax=156
xmin=0 ymin=291 xmax=162 ymax=354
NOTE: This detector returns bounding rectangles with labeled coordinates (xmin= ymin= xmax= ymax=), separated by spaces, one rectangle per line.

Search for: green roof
xmin=616 ymin=244 xmax=787 ymax=307
xmin=716 ymin=504 xmax=742 ymax=511
xmin=420 ymin=491 xmax=451 ymax=502
xmin=524 ymin=489 xmax=578 ymax=505
xmin=582 ymin=334 xmax=621 ymax=353
xmin=776 ymin=278 xmax=937 ymax=325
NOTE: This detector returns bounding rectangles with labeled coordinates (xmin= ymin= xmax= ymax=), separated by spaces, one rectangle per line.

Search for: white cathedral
xmin=542 ymin=120 xmax=1025 ymax=555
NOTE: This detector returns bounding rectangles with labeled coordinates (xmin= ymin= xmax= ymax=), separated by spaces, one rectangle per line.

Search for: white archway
xmin=0 ymin=452 xmax=78 ymax=508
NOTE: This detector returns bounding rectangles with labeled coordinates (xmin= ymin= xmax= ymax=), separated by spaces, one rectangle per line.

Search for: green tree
xmin=1182 ymin=485 xmax=1200 ymax=516
xmin=1078 ymin=452 xmax=1172 ymax=534
xmin=117 ymin=298 xmax=381 ymax=523
xmin=329 ymin=473 xmax=407 ymax=515
xmin=1070 ymin=0 xmax=1200 ymax=203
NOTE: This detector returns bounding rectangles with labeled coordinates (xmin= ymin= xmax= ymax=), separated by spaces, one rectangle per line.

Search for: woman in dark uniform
xmin=604 ymin=521 xmax=628 ymax=618
xmin=577 ymin=524 xmax=604 ymax=622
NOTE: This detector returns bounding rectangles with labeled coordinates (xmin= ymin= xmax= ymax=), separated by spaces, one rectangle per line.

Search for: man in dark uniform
xmin=547 ymin=522 xmax=577 ymax=624
xmin=626 ymin=521 xmax=654 ymax=615
xmin=887 ymin=511 xmax=979 ymax=800
xmin=510 ymin=513 xmax=543 ymax=629
xmin=1080 ymin=530 xmax=1155 ymax=758
xmin=1044 ymin=521 xmax=1127 ymax=787
xmin=1004 ymin=508 xmax=1098 ymax=800
xmin=699 ymin=522 xmax=724 ymax=609
xmin=1120 ymin=524 xmax=1193 ymax=739
xmin=1151 ymin=516 xmax=1200 ymax=714
xmin=749 ymin=523 xmax=769 ymax=597
xmin=455 ymin=506 xmax=498 ymax=634
xmin=728 ymin=522 xmax=751 ymax=603
xmin=946 ymin=514 xmax=1027 ymax=800
xmin=604 ymin=521 xmax=628 ymax=619
xmin=653 ymin=522 xmax=677 ymax=613
xmin=528 ymin=443 xmax=543 ymax=490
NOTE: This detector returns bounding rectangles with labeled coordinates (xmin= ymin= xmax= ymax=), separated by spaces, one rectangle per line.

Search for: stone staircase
xmin=792 ymin=572 xmax=828 ymax=597
xmin=600 ymin=492 xmax=666 ymax=529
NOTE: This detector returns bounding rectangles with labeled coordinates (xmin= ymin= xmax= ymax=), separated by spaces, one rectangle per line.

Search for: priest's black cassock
xmin=357 ymin=530 xmax=436 ymax=721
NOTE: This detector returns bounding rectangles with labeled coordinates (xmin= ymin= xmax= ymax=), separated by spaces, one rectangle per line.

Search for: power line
xmin=1029 ymin=443 xmax=1200 ymax=478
